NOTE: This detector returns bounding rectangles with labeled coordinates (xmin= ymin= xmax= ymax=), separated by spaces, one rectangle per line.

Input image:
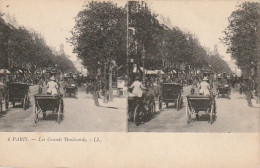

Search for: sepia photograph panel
xmin=0 ymin=0 xmax=128 ymax=132
xmin=0 ymin=0 xmax=259 ymax=167
xmin=0 ymin=0 xmax=259 ymax=133
xmin=127 ymin=1 xmax=260 ymax=132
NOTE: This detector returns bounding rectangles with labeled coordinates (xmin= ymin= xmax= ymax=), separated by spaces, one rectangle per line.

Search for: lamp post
xmin=251 ymin=61 xmax=256 ymax=81
xmin=129 ymin=58 xmax=134 ymax=83
xmin=31 ymin=35 xmax=36 ymax=74
xmin=141 ymin=46 xmax=146 ymax=85
xmin=0 ymin=31 xmax=3 ymax=68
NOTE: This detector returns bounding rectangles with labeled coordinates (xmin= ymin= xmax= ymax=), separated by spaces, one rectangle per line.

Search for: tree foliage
xmin=69 ymin=1 xmax=127 ymax=73
xmin=0 ymin=15 xmax=77 ymax=72
xmin=208 ymin=54 xmax=231 ymax=73
xmin=68 ymin=1 xmax=231 ymax=74
xmin=222 ymin=2 xmax=259 ymax=74
xmin=128 ymin=1 xmax=228 ymax=72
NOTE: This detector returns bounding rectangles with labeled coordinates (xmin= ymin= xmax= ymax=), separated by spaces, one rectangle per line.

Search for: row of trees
xmin=69 ymin=1 xmax=231 ymax=76
xmin=0 ymin=14 xmax=77 ymax=73
xmin=69 ymin=1 xmax=126 ymax=74
xmin=128 ymin=1 xmax=231 ymax=72
xmin=222 ymin=2 xmax=259 ymax=81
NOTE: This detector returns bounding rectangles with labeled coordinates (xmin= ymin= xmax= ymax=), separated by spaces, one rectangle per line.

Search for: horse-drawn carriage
xmin=33 ymin=94 xmax=64 ymax=124
xmin=158 ymin=82 xmax=183 ymax=111
xmin=0 ymin=83 xmax=7 ymax=112
xmin=128 ymin=88 xmax=156 ymax=126
xmin=203 ymin=70 xmax=214 ymax=89
xmin=84 ymin=76 xmax=96 ymax=93
xmin=186 ymin=94 xmax=216 ymax=124
xmin=64 ymin=85 xmax=78 ymax=98
xmin=5 ymin=82 xmax=30 ymax=110
xmin=217 ymin=84 xmax=231 ymax=99
xmin=63 ymin=76 xmax=78 ymax=98
xmin=217 ymin=77 xmax=231 ymax=98
xmin=45 ymin=67 xmax=60 ymax=83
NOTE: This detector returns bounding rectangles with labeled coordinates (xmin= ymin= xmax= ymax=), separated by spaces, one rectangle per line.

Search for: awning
xmin=155 ymin=70 xmax=165 ymax=74
xmin=146 ymin=70 xmax=157 ymax=75
xmin=133 ymin=67 xmax=166 ymax=75
xmin=133 ymin=67 xmax=147 ymax=73
xmin=0 ymin=69 xmax=11 ymax=74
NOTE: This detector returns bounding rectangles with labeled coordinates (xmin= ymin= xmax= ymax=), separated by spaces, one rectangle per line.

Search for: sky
xmin=149 ymin=0 xmax=244 ymax=73
xmin=0 ymin=0 xmax=248 ymax=73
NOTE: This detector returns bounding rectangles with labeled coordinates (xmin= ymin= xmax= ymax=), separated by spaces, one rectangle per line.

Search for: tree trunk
xmin=93 ymin=91 xmax=99 ymax=106
xmin=246 ymin=90 xmax=252 ymax=107
xmin=103 ymin=63 xmax=108 ymax=103
xmin=109 ymin=67 xmax=113 ymax=102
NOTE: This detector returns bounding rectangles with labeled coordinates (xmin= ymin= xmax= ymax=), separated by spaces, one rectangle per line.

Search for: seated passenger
xmin=46 ymin=76 xmax=58 ymax=95
xmin=199 ymin=77 xmax=210 ymax=96
xmin=129 ymin=76 xmax=144 ymax=98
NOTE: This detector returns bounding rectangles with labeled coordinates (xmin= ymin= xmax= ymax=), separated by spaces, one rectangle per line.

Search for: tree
xmin=208 ymin=54 xmax=231 ymax=73
xmin=128 ymin=1 xmax=163 ymax=69
xmin=0 ymin=16 xmax=76 ymax=72
xmin=53 ymin=54 xmax=77 ymax=73
xmin=128 ymin=2 xmax=212 ymax=71
xmin=69 ymin=1 xmax=127 ymax=73
xmin=222 ymin=2 xmax=259 ymax=77
xmin=69 ymin=1 xmax=127 ymax=101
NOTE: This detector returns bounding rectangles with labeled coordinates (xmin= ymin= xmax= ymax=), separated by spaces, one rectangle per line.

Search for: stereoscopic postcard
xmin=0 ymin=0 xmax=259 ymax=167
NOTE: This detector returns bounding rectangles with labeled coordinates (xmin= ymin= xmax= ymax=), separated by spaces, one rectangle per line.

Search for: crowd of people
xmin=1 ymin=64 xmax=258 ymax=109
xmin=127 ymin=66 xmax=259 ymax=114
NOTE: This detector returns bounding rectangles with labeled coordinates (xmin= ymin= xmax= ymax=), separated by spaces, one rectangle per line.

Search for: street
xmin=128 ymin=84 xmax=260 ymax=132
xmin=0 ymin=85 xmax=127 ymax=132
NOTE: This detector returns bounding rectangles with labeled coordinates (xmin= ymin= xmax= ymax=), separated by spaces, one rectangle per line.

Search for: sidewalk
xmin=83 ymin=92 xmax=126 ymax=111
xmin=251 ymin=98 xmax=260 ymax=108
xmin=231 ymin=85 xmax=260 ymax=108
xmin=98 ymin=97 xmax=127 ymax=111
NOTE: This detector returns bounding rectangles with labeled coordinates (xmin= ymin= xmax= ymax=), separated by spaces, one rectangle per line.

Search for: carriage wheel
xmin=134 ymin=104 xmax=143 ymax=126
xmin=33 ymin=104 xmax=39 ymax=123
xmin=42 ymin=111 xmax=46 ymax=119
xmin=61 ymin=100 xmax=64 ymax=119
xmin=57 ymin=103 xmax=62 ymax=124
xmin=27 ymin=97 xmax=30 ymax=109
xmin=228 ymin=92 xmax=231 ymax=99
xmin=158 ymin=96 xmax=162 ymax=110
xmin=128 ymin=108 xmax=133 ymax=121
xmin=0 ymin=101 xmax=2 ymax=112
xmin=150 ymin=101 xmax=156 ymax=115
xmin=38 ymin=87 xmax=42 ymax=94
xmin=196 ymin=113 xmax=199 ymax=120
xmin=210 ymin=103 xmax=215 ymax=124
xmin=152 ymin=101 xmax=156 ymax=114
xmin=186 ymin=105 xmax=191 ymax=123
xmin=23 ymin=95 xmax=28 ymax=110
xmin=5 ymin=95 xmax=9 ymax=110
xmin=176 ymin=98 xmax=179 ymax=111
